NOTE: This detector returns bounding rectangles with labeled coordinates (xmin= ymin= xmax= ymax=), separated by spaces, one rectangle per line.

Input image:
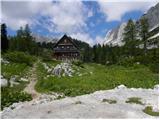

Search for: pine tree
xmin=100 ymin=45 xmax=106 ymax=64
xmin=139 ymin=17 xmax=149 ymax=55
xmin=123 ymin=19 xmax=138 ymax=57
xmin=1 ymin=23 xmax=9 ymax=52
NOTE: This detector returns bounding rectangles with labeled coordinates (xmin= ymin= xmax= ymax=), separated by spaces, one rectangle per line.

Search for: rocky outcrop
xmin=143 ymin=3 xmax=159 ymax=30
xmin=1 ymin=75 xmax=8 ymax=87
xmin=42 ymin=62 xmax=75 ymax=77
xmin=2 ymin=84 xmax=159 ymax=119
xmin=104 ymin=22 xmax=126 ymax=46
xmin=103 ymin=3 xmax=159 ymax=46
xmin=52 ymin=63 xmax=74 ymax=77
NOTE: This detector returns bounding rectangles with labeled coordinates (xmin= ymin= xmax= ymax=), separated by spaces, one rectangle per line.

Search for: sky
xmin=1 ymin=0 xmax=159 ymax=46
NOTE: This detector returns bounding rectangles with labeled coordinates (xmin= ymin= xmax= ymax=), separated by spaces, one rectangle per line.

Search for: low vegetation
xmin=35 ymin=61 xmax=158 ymax=97
xmin=143 ymin=106 xmax=159 ymax=116
xmin=126 ymin=97 xmax=144 ymax=105
xmin=1 ymin=85 xmax=32 ymax=110
xmin=1 ymin=51 xmax=35 ymax=110
xmin=102 ymin=99 xmax=117 ymax=104
xmin=4 ymin=51 xmax=36 ymax=66
xmin=2 ymin=63 xmax=29 ymax=80
xmin=75 ymin=101 xmax=82 ymax=104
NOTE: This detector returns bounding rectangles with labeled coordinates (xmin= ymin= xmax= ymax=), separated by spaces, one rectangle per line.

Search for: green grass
xmin=1 ymin=86 xmax=32 ymax=110
xmin=126 ymin=97 xmax=144 ymax=105
xmin=143 ymin=106 xmax=159 ymax=116
xmin=1 ymin=58 xmax=33 ymax=110
xmin=35 ymin=61 xmax=158 ymax=97
xmin=1 ymin=62 xmax=30 ymax=80
xmin=102 ymin=99 xmax=117 ymax=104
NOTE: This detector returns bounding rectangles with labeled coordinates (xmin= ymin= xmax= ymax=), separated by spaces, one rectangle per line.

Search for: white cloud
xmin=95 ymin=36 xmax=105 ymax=45
xmin=70 ymin=32 xmax=95 ymax=46
xmin=97 ymin=0 xmax=158 ymax=22
xmin=1 ymin=1 xmax=46 ymax=30
xmin=87 ymin=10 xmax=93 ymax=17
xmin=1 ymin=0 xmax=91 ymax=34
xmin=70 ymin=32 xmax=105 ymax=46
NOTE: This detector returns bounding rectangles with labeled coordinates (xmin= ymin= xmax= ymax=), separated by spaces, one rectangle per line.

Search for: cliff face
xmin=144 ymin=3 xmax=159 ymax=30
xmin=103 ymin=3 xmax=159 ymax=46
xmin=103 ymin=22 xmax=126 ymax=46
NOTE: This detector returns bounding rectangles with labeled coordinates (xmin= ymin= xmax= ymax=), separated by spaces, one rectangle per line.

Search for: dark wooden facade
xmin=53 ymin=35 xmax=80 ymax=60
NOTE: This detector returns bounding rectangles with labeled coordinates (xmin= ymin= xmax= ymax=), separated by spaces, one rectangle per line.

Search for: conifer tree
xmin=1 ymin=23 xmax=9 ymax=52
xmin=139 ymin=17 xmax=149 ymax=55
xmin=123 ymin=19 xmax=138 ymax=57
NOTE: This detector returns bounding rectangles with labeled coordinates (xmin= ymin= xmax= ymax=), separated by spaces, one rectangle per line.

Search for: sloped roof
xmin=53 ymin=34 xmax=79 ymax=49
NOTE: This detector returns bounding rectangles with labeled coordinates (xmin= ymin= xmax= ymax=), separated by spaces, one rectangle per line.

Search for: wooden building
xmin=53 ymin=35 xmax=80 ymax=60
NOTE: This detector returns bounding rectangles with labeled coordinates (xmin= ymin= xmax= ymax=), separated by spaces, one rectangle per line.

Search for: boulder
xmin=116 ymin=85 xmax=127 ymax=89
xmin=10 ymin=75 xmax=18 ymax=82
xmin=52 ymin=62 xmax=74 ymax=77
xmin=20 ymin=78 xmax=28 ymax=82
xmin=1 ymin=58 xmax=9 ymax=64
xmin=1 ymin=77 xmax=8 ymax=87
xmin=42 ymin=63 xmax=49 ymax=70
xmin=154 ymin=84 xmax=159 ymax=90
xmin=10 ymin=81 xmax=19 ymax=87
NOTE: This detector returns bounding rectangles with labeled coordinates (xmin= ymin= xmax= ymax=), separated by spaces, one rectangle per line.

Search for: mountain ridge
xmin=103 ymin=3 xmax=159 ymax=46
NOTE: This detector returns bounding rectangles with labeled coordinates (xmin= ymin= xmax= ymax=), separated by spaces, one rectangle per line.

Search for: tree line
xmin=82 ymin=17 xmax=158 ymax=73
xmin=1 ymin=17 xmax=158 ymax=72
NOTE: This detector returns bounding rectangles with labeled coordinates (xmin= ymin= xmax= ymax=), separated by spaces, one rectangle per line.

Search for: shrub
xmin=102 ymin=99 xmax=117 ymax=104
xmin=1 ymin=87 xmax=32 ymax=110
xmin=117 ymin=57 xmax=135 ymax=67
xmin=75 ymin=101 xmax=82 ymax=104
xmin=72 ymin=60 xmax=84 ymax=68
xmin=4 ymin=51 xmax=36 ymax=66
xmin=41 ymin=49 xmax=53 ymax=62
xmin=126 ymin=97 xmax=144 ymax=105
xmin=147 ymin=63 xmax=159 ymax=73
xmin=143 ymin=106 xmax=159 ymax=116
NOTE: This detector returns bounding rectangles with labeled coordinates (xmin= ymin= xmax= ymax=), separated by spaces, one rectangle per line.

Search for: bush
xmin=41 ymin=49 xmax=53 ymax=62
xmin=134 ymin=54 xmax=158 ymax=73
xmin=126 ymin=97 xmax=144 ymax=105
xmin=72 ymin=60 xmax=84 ymax=68
xmin=102 ymin=99 xmax=117 ymax=104
xmin=1 ymin=87 xmax=32 ymax=110
xmin=117 ymin=57 xmax=135 ymax=67
xmin=143 ymin=106 xmax=159 ymax=116
xmin=4 ymin=51 xmax=36 ymax=66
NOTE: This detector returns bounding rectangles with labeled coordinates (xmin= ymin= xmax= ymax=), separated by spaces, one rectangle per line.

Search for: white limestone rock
xmin=116 ymin=85 xmax=127 ymax=89
xmin=154 ymin=84 xmax=159 ymax=90
xmin=20 ymin=78 xmax=28 ymax=82
xmin=1 ymin=58 xmax=9 ymax=64
xmin=1 ymin=77 xmax=8 ymax=87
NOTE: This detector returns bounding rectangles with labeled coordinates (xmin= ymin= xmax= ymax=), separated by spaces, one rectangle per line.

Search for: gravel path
xmin=24 ymin=62 xmax=40 ymax=99
xmin=1 ymin=86 xmax=159 ymax=119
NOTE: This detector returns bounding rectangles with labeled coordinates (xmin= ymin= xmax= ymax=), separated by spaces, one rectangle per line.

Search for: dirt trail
xmin=24 ymin=62 xmax=40 ymax=99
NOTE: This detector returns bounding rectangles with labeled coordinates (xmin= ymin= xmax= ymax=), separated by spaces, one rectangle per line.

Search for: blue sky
xmin=1 ymin=0 xmax=158 ymax=45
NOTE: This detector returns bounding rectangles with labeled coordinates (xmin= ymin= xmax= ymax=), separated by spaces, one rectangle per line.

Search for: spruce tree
xmin=1 ymin=23 xmax=9 ymax=52
xmin=139 ymin=17 xmax=149 ymax=55
xmin=123 ymin=19 xmax=138 ymax=57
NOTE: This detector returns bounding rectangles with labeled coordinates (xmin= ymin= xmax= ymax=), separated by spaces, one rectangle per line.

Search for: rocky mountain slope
xmin=103 ymin=3 xmax=159 ymax=46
